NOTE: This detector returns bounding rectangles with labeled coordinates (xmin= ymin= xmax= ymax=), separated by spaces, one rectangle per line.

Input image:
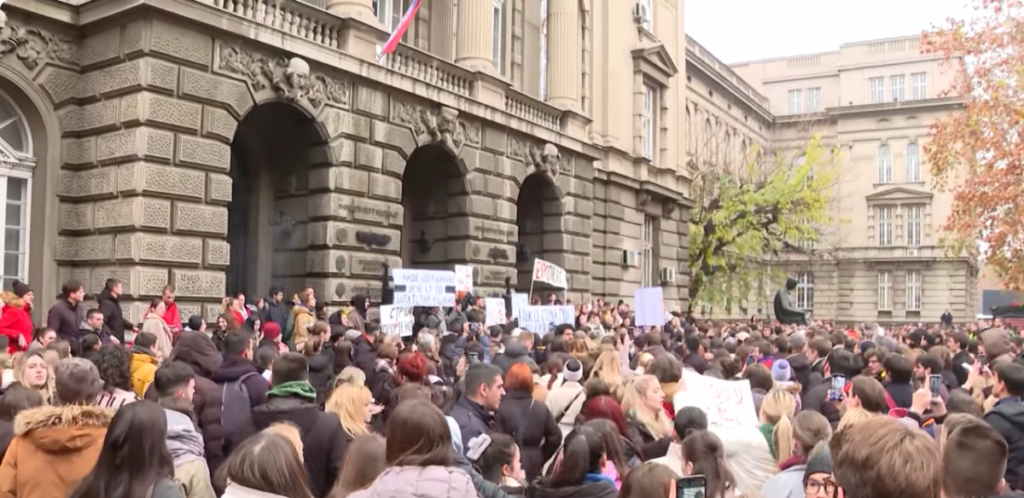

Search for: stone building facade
xmin=2 ymin=0 xmax=693 ymax=322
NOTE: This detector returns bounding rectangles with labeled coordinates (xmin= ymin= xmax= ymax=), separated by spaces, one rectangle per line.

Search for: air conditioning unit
xmin=621 ymin=249 xmax=639 ymax=267
xmin=633 ymin=2 xmax=650 ymax=24
xmin=660 ymin=267 xmax=676 ymax=284
xmin=906 ymin=248 xmax=920 ymax=257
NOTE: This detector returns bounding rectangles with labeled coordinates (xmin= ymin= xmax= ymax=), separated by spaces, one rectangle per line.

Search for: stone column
xmin=546 ymin=0 xmax=579 ymax=108
xmin=326 ymin=0 xmax=375 ymax=23
xmin=455 ymin=0 xmax=495 ymax=72
xmin=430 ymin=0 xmax=457 ymax=61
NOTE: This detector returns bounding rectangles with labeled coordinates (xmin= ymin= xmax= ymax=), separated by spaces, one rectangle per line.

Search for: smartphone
xmin=929 ymin=374 xmax=942 ymax=397
xmin=746 ymin=354 xmax=757 ymax=366
xmin=468 ymin=352 xmax=479 ymax=364
xmin=978 ymin=353 xmax=987 ymax=366
xmin=828 ymin=374 xmax=846 ymax=402
xmin=676 ymin=475 xmax=707 ymax=498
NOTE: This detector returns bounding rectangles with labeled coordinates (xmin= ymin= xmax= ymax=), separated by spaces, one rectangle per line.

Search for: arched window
xmin=0 ymin=91 xmax=34 ymax=289
xmin=906 ymin=142 xmax=921 ymax=182
xmin=877 ymin=144 xmax=892 ymax=183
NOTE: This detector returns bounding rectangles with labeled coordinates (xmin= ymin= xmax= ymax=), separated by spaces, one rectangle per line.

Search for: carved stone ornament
xmin=0 ymin=13 xmax=76 ymax=70
xmin=390 ymin=100 xmax=478 ymax=155
xmin=509 ymin=136 xmax=570 ymax=181
xmin=218 ymin=45 xmax=350 ymax=108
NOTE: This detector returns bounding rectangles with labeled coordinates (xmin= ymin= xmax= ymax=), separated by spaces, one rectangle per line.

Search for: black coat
xmin=45 ymin=298 xmax=79 ymax=348
xmin=450 ymin=396 xmax=494 ymax=454
xmin=986 ymin=399 xmax=1024 ymax=491
xmin=495 ymin=390 xmax=561 ymax=481
xmin=211 ymin=354 xmax=269 ymax=454
xmin=493 ymin=342 xmax=539 ymax=375
xmin=801 ymin=376 xmax=841 ymax=428
xmin=241 ymin=394 xmax=349 ymax=498
xmin=351 ymin=334 xmax=377 ymax=376
xmin=307 ymin=348 xmax=336 ymax=406
xmin=261 ymin=299 xmax=289 ymax=327
xmin=528 ymin=481 xmax=617 ymax=498
xmin=97 ymin=289 xmax=131 ymax=343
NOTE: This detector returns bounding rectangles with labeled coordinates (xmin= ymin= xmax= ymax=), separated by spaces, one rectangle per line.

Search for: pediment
xmin=865 ymin=186 xmax=933 ymax=202
xmin=632 ymin=44 xmax=679 ymax=81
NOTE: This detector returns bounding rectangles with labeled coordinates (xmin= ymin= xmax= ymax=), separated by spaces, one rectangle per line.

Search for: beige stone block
xmin=206 ymin=173 xmax=232 ymax=204
xmin=202 ymin=107 xmax=237 ymax=144
xmin=348 ymin=252 xmax=402 ymax=277
xmin=179 ymin=68 xmax=253 ymax=117
xmin=367 ymin=172 xmax=401 ymax=201
xmin=79 ymin=27 xmax=121 ymax=68
xmin=371 ymin=121 xmax=416 ymax=158
xmin=382 ymin=149 xmax=405 ymax=178
xmin=117 ymin=162 xmax=205 ymax=200
xmin=322 ymin=107 xmax=370 ymax=140
xmin=327 ymin=278 xmax=384 ymax=303
xmin=173 ymin=202 xmax=228 ymax=235
xmin=94 ymin=197 xmax=172 ymax=231
xmin=58 ymin=167 xmax=118 ymax=200
xmin=56 ymin=235 xmax=114 ymax=262
xmin=121 ymin=92 xmax=202 ymax=132
xmin=356 ymin=143 xmax=383 ymax=170
xmin=128 ymin=233 xmax=204 ymax=265
xmin=204 ymin=239 xmax=230 ymax=267
xmin=314 ymin=138 xmax=355 ymax=166
xmin=122 ymin=19 xmax=146 ymax=57
xmin=354 ymin=85 xmax=388 ymax=119
xmin=482 ymin=126 xmax=507 ymax=154
xmin=171 ymin=269 xmax=226 ymax=299
xmin=39 ymin=67 xmax=91 ymax=106
xmin=306 ymin=221 xmax=402 ymax=254
xmin=146 ymin=59 xmax=179 ymax=94
xmin=60 ymin=100 xmax=120 ymax=135
xmin=307 ymin=193 xmax=403 ymax=226
xmin=96 ymin=127 xmax=175 ymax=164
xmin=62 ymin=138 xmax=96 ymax=167
xmin=477 ymin=265 xmax=515 ymax=286
xmin=176 ymin=135 xmax=230 ymax=171
xmin=494 ymin=199 xmax=516 ymax=222
xmin=59 ymin=267 xmax=93 ymax=291
xmin=151 ymin=19 xmax=213 ymax=68
xmin=333 ymin=167 xmax=369 ymax=194
xmin=59 ymin=203 xmax=94 ymax=232
xmin=96 ymin=60 xmax=144 ymax=97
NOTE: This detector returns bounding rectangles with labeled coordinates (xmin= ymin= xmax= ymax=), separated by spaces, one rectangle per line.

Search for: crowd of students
xmin=0 ymin=277 xmax=1017 ymax=498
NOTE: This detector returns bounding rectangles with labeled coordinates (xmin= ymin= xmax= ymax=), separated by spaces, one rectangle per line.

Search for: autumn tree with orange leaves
xmin=923 ymin=0 xmax=1024 ymax=288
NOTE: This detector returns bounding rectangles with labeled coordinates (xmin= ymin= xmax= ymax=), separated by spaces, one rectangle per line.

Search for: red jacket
xmin=162 ymin=301 xmax=182 ymax=330
xmin=0 ymin=297 xmax=32 ymax=353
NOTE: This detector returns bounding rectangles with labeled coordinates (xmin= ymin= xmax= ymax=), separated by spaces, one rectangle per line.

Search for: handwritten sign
xmin=392 ymin=269 xmax=456 ymax=307
xmin=634 ymin=287 xmax=664 ymax=327
xmin=455 ymin=265 xmax=473 ymax=294
xmin=485 ymin=298 xmax=507 ymax=327
xmin=532 ymin=259 xmax=568 ymax=289
xmin=379 ymin=305 xmax=414 ymax=337
xmin=517 ymin=305 xmax=575 ymax=334
xmin=679 ymin=370 xmax=758 ymax=430
xmin=511 ymin=293 xmax=529 ymax=319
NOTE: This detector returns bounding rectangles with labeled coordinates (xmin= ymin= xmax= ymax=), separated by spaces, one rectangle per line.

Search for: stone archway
xmin=228 ymin=101 xmax=330 ymax=299
xmin=515 ymin=172 xmax=564 ymax=297
xmin=401 ymin=143 xmax=469 ymax=269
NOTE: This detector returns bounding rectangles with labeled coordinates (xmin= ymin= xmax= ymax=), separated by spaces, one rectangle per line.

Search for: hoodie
xmin=986 ymin=398 xmax=1024 ymax=490
xmin=165 ymin=408 xmax=216 ymax=498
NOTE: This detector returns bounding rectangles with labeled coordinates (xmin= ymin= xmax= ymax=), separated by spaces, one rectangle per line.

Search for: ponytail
xmin=773 ymin=414 xmax=794 ymax=463
xmin=543 ymin=426 xmax=605 ymax=489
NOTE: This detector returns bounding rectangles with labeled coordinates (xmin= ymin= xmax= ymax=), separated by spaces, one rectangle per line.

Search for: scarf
xmin=267 ymin=380 xmax=317 ymax=401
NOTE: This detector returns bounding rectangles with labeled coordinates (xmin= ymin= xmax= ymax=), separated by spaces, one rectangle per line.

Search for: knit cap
xmin=263 ymin=322 xmax=282 ymax=340
xmin=804 ymin=444 xmax=833 ymax=484
xmin=771 ymin=359 xmax=793 ymax=383
xmin=563 ymin=358 xmax=583 ymax=382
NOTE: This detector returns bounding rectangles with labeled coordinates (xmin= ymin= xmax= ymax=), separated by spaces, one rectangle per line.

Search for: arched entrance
xmin=516 ymin=173 xmax=562 ymax=297
xmin=400 ymin=143 xmax=468 ymax=269
xmin=227 ymin=102 xmax=328 ymax=297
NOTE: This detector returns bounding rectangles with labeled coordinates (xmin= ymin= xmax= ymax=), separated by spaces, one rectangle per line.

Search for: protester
xmin=0 ymin=385 xmax=43 ymax=459
xmin=495 ymin=362 xmax=560 ymax=480
xmin=328 ymin=434 xmax=386 ymax=498
xmin=530 ymin=426 xmax=617 ymax=498
xmin=217 ymin=430 xmax=314 ymax=498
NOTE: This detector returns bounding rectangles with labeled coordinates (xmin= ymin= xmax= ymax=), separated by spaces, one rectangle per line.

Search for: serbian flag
xmin=376 ymin=0 xmax=421 ymax=62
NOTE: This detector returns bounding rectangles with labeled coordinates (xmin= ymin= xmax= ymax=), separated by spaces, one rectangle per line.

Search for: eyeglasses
xmin=805 ymin=477 xmax=837 ymax=497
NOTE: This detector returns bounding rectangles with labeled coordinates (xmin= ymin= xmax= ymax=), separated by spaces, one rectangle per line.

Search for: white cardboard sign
xmin=532 ymin=259 xmax=568 ymax=289
xmin=485 ymin=298 xmax=507 ymax=326
xmin=392 ymin=269 xmax=456 ymax=307
xmin=517 ymin=305 xmax=575 ymax=334
xmin=679 ymin=370 xmax=758 ymax=430
xmin=379 ymin=305 xmax=414 ymax=337
xmin=455 ymin=265 xmax=473 ymax=294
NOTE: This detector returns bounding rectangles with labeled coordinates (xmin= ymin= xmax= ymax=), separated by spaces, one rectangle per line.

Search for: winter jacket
xmin=625 ymin=413 xmax=671 ymax=460
xmin=143 ymin=313 xmax=174 ymax=362
xmin=158 ymin=330 xmax=226 ymax=473
xmin=545 ymin=380 xmax=586 ymax=440
xmin=211 ymin=354 xmax=269 ymax=453
xmin=291 ymin=305 xmax=315 ymax=350
xmin=240 ymin=393 xmax=348 ymax=498
xmin=527 ymin=478 xmax=618 ymax=498
xmin=164 ymin=301 xmax=183 ymax=331
xmin=885 ymin=382 xmax=915 ymax=409
xmin=801 ymin=377 xmax=841 ymax=427
xmin=45 ymin=298 xmax=79 ymax=349
xmin=307 ymin=348 xmax=336 ymax=406
xmin=222 ymin=484 xmax=289 ymax=498
xmin=0 ymin=420 xmax=12 ymax=461
xmin=493 ymin=341 xmax=539 ymax=375
xmin=353 ymin=333 xmax=378 ymax=376
xmin=495 ymin=390 xmax=561 ymax=481
xmin=348 ymin=466 xmax=476 ymax=498
xmin=131 ymin=346 xmax=160 ymax=398
xmin=0 ymin=293 xmax=31 ymax=353
xmin=165 ymin=408 xmax=216 ymax=498
xmin=0 ymin=404 xmax=113 ymax=498
xmin=985 ymin=397 xmax=1024 ymax=490
xmin=450 ymin=396 xmax=494 ymax=454
xmin=261 ymin=298 xmax=289 ymax=328
xmin=97 ymin=288 xmax=131 ymax=343
xmin=96 ymin=387 xmax=138 ymax=411
xmin=761 ymin=464 xmax=807 ymax=498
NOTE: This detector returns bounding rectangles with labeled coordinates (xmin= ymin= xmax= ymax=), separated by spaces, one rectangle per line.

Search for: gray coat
xmin=348 ymin=466 xmax=476 ymax=498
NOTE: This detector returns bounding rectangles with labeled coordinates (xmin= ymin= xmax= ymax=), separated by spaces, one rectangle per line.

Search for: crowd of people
xmin=0 ymin=277 xmax=1017 ymax=498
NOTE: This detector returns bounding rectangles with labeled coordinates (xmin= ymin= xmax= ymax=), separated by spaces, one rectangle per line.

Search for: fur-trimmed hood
xmin=13 ymin=404 xmax=113 ymax=453
xmin=1 ymin=291 xmax=26 ymax=309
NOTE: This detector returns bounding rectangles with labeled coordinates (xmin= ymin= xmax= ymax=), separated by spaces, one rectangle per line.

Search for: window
xmin=639 ymin=0 xmax=653 ymax=31
xmin=890 ymin=75 xmax=905 ymax=102
xmin=911 ymin=73 xmax=927 ymax=100
xmin=878 ymin=271 xmax=893 ymax=311
xmin=878 ymin=144 xmax=892 ymax=183
xmin=796 ymin=272 xmax=814 ymax=310
xmin=869 ymin=77 xmax=884 ymax=103
xmin=876 ymin=206 xmax=894 ymax=246
xmin=642 ymin=84 xmax=656 ymax=160
xmin=0 ymin=94 xmax=32 ymax=289
xmin=807 ymin=87 xmax=821 ymax=112
xmin=642 ymin=216 xmax=655 ymax=288
xmin=493 ymin=0 xmax=504 ymax=73
xmin=906 ymin=204 xmax=923 ymax=247
xmin=374 ymin=0 xmax=408 ymax=32
xmin=906 ymin=271 xmax=922 ymax=311
xmin=906 ymin=142 xmax=921 ymax=182
xmin=788 ymin=89 xmax=802 ymax=114
xmin=540 ymin=0 xmax=548 ymax=100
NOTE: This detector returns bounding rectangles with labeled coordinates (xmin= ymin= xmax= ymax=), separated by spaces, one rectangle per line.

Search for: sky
xmin=685 ymin=0 xmax=977 ymax=63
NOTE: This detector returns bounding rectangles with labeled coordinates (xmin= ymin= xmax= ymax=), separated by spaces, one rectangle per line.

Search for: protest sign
xmin=679 ymin=370 xmax=758 ymax=430
xmin=633 ymin=287 xmax=664 ymax=327
xmin=379 ymin=305 xmax=414 ymax=337
xmin=517 ymin=305 xmax=575 ymax=333
xmin=484 ymin=298 xmax=507 ymax=326
xmin=511 ymin=293 xmax=529 ymax=319
xmin=455 ymin=265 xmax=473 ymax=294
xmin=392 ymin=269 xmax=456 ymax=307
xmin=531 ymin=259 xmax=568 ymax=288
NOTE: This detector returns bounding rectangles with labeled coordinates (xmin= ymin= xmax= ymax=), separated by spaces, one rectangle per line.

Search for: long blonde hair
xmin=837 ymin=407 xmax=876 ymax=432
xmin=621 ymin=374 xmax=672 ymax=439
xmin=592 ymin=350 xmax=625 ymax=400
xmin=326 ymin=383 xmax=372 ymax=438
xmin=15 ymin=350 xmax=54 ymax=405
xmin=761 ymin=389 xmax=796 ymax=464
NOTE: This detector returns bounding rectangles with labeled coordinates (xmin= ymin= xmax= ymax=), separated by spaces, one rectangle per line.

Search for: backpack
xmin=220 ymin=372 xmax=259 ymax=451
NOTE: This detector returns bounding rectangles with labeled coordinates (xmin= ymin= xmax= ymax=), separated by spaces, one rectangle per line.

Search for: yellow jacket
xmin=130 ymin=350 xmax=158 ymax=398
xmin=291 ymin=305 xmax=315 ymax=350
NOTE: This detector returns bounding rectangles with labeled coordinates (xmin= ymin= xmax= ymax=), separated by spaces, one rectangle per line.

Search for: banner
xmin=455 ymin=265 xmax=474 ymax=294
xmin=380 ymin=305 xmax=414 ymax=337
xmin=633 ymin=287 xmax=664 ymax=327
xmin=484 ymin=298 xmax=507 ymax=326
xmin=678 ymin=370 xmax=758 ymax=430
xmin=392 ymin=269 xmax=456 ymax=307
xmin=511 ymin=293 xmax=529 ymax=319
xmin=532 ymin=259 xmax=568 ymax=288
xmin=517 ymin=305 xmax=575 ymax=333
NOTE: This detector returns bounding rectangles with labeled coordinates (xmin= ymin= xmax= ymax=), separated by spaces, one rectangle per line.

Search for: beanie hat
xmin=858 ymin=340 xmax=876 ymax=354
xmin=344 ymin=329 xmax=362 ymax=341
xmin=982 ymin=328 xmax=1013 ymax=360
xmin=263 ymin=322 xmax=282 ymax=340
xmin=12 ymin=280 xmax=30 ymax=298
xmin=804 ymin=444 xmax=833 ymax=484
xmin=771 ymin=359 xmax=793 ymax=383
xmin=563 ymin=359 xmax=583 ymax=383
